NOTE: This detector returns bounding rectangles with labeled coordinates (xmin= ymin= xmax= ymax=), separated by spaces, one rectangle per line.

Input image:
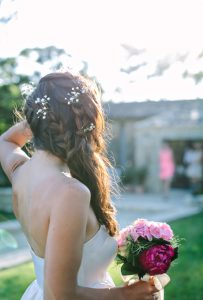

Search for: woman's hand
xmin=0 ymin=121 xmax=32 ymax=146
xmin=14 ymin=120 xmax=33 ymax=143
xmin=21 ymin=120 xmax=33 ymax=141
xmin=122 ymin=277 xmax=160 ymax=300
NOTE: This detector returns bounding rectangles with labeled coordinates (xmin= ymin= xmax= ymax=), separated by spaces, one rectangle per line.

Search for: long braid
xmin=65 ymin=94 xmax=118 ymax=234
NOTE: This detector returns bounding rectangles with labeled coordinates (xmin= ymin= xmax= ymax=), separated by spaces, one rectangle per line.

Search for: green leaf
xmin=121 ymin=263 xmax=136 ymax=276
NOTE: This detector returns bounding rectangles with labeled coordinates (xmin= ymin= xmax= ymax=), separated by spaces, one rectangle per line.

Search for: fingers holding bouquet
xmin=122 ymin=278 xmax=160 ymax=300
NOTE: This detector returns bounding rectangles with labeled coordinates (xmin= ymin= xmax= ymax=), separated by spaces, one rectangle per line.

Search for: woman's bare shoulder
xmin=60 ymin=173 xmax=90 ymax=199
xmin=48 ymin=173 xmax=91 ymax=212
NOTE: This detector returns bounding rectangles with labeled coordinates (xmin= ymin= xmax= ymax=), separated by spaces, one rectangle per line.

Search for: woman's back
xmin=12 ymin=153 xmax=62 ymax=257
xmin=12 ymin=150 xmax=104 ymax=258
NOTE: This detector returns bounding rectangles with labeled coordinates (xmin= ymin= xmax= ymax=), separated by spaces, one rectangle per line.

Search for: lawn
xmin=0 ymin=212 xmax=203 ymax=300
xmin=165 ymin=212 xmax=203 ymax=300
xmin=0 ymin=262 xmax=35 ymax=300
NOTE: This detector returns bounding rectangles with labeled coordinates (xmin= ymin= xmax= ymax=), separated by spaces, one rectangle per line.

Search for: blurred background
xmin=0 ymin=0 xmax=203 ymax=194
xmin=0 ymin=0 xmax=203 ymax=299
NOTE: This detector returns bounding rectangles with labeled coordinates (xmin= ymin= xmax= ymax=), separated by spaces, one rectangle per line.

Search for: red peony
xmin=138 ymin=244 xmax=175 ymax=275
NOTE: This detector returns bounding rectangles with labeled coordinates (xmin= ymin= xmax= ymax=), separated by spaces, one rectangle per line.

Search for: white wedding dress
xmin=21 ymin=225 xmax=118 ymax=299
xmin=21 ymin=224 xmax=164 ymax=299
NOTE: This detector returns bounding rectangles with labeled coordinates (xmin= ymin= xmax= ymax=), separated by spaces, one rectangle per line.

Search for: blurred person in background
xmin=159 ymin=141 xmax=175 ymax=199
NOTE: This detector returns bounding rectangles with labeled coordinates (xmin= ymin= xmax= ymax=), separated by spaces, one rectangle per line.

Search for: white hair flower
xmin=35 ymin=95 xmax=50 ymax=119
xmin=65 ymin=86 xmax=87 ymax=105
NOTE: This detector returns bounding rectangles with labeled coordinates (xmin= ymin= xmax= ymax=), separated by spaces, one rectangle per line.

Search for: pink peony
xmin=139 ymin=244 xmax=175 ymax=275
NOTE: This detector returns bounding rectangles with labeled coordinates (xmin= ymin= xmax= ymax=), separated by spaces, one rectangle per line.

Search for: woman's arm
xmin=44 ymin=180 xmax=158 ymax=300
xmin=0 ymin=121 xmax=32 ymax=182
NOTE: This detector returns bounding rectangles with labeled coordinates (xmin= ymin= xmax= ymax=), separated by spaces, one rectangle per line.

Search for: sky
xmin=1 ymin=0 xmax=203 ymax=101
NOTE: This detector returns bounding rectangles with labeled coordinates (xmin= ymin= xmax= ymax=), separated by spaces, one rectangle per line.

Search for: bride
xmin=0 ymin=71 xmax=160 ymax=299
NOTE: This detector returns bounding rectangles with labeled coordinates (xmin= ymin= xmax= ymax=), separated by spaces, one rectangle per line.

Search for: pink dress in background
xmin=159 ymin=148 xmax=175 ymax=180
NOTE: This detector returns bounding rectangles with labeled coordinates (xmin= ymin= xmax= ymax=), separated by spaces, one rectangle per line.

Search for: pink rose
xmin=139 ymin=244 xmax=175 ymax=275
xmin=149 ymin=222 xmax=162 ymax=239
xmin=117 ymin=226 xmax=132 ymax=247
xmin=159 ymin=223 xmax=174 ymax=241
xmin=133 ymin=219 xmax=152 ymax=240
xmin=129 ymin=227 xmax=139 ymax=241
xmin=117 ymin=238 xmax=124 ymax=247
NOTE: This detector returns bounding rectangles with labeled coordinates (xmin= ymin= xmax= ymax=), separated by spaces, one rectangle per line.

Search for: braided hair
xmin=23 ymin=71 xmax=118 ymax=236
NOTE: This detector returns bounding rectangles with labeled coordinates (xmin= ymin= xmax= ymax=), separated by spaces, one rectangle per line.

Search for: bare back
xmin=12 ymin=154 xmax=100 ymax=258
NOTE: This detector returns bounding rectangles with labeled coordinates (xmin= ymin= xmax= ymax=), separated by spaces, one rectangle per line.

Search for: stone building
xmin=104 ymin=99 xmax=203 ymax=192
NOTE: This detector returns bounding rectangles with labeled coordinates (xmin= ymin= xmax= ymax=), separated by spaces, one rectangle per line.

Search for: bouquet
xmin=116 ymin=219 xmax=179 ymax=283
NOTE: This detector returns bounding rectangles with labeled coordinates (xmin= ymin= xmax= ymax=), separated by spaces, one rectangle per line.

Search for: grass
xmin=0 ymin=212 xmax=203 ymax=300
xmin=0 ymin=263 xmax=35 ymax=300
xmin=165 ymin=212 xmax=203 ymax=300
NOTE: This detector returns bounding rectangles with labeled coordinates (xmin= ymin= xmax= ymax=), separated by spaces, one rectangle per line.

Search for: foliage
xmin=0 ymin=167 xmax=10 ymax=187
xmin=121 ymin=166 xmax=148 ymax=185
xmin=20 ymin=46 xmax=66 ymax=64
xmin=182 ymin=70 xmax=203 ymax=84
xmin=0 ymin=0 xmax=17 ymax=24
xmin=0 ymin=84 xmax=22 ymax=134
xmin=0 ymin=211 xmax=16 ymax=222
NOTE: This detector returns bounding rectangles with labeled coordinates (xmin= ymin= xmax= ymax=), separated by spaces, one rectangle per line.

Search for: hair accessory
xmin=35 ymin=95 xmax=50 ymax=119
xmin=20 ymin=82 xmax=35 ymax=100
xmin=83 ymin=123 xmax=95 ymax=133
xmin=65 ymin=86 xmax=86 ymax=105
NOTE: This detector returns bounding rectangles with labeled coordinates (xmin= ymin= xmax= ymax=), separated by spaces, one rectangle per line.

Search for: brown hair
xmin=23 ymin=72 xmax=118 ymax=236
